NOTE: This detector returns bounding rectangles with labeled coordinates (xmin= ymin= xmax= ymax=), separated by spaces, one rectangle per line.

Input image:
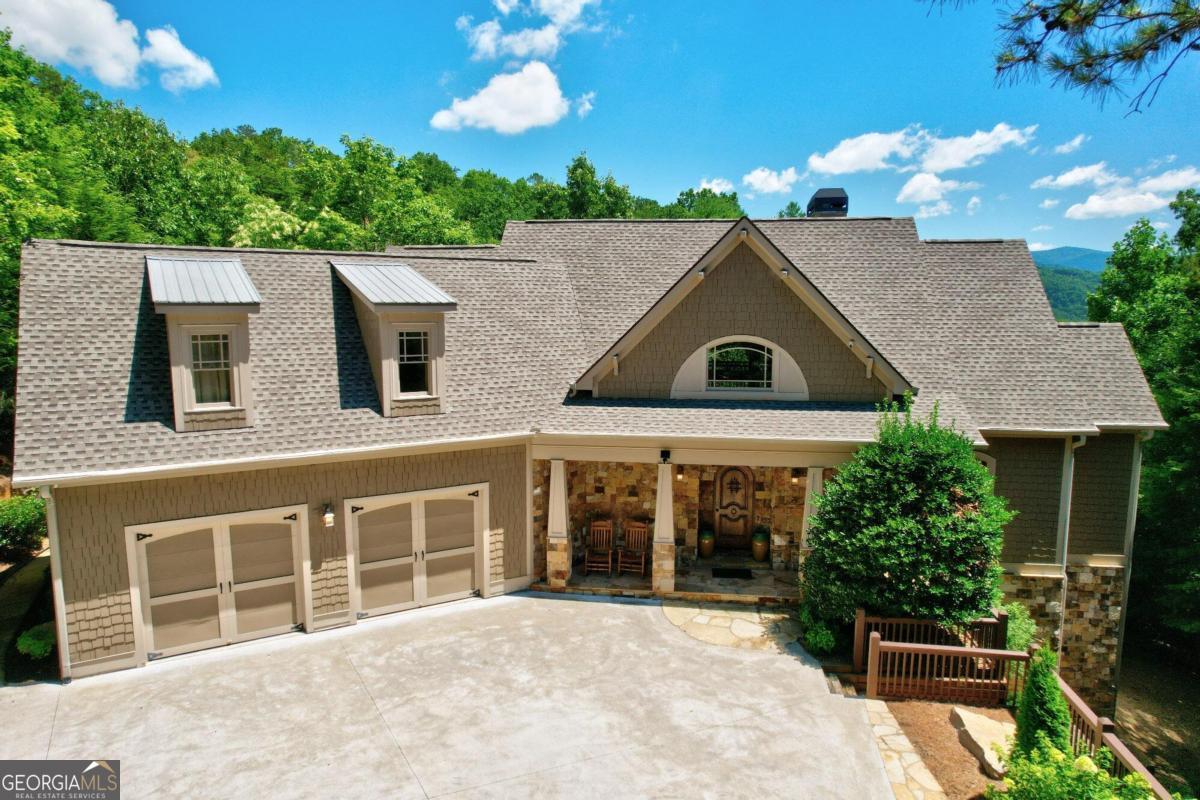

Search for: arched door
xmin=715 ymin=466 xmax=754 ymax=551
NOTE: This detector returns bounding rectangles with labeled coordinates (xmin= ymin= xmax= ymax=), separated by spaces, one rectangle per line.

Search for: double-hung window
xmin=396 ymin=330 xmax=431 ymax=395
xmin=190 ymin=332 xmax=233 ymax=405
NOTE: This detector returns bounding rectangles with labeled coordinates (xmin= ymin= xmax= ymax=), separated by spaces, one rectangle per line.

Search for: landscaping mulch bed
xmin=888 ymin=699 xmax=1014 ymax=800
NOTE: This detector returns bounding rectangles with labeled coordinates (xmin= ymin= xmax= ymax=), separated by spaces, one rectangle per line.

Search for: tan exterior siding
xmin=990 ymin=437 xmax=1064 ymax=563
xmin=594 ymin=243 xmax=886 ymax=402
xmin=351 ymin=293 xmax=383 ymax=408
xmin=1068 ymin=433 xmax=1135 ymax=556
xmin=54 ymin=444 xmax=526 ymax=668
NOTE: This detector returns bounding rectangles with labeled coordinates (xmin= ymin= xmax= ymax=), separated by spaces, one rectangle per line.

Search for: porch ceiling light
xmin=322 ymin=503 xmax=335 ymax=528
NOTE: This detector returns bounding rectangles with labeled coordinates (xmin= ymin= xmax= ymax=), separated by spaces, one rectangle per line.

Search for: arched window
xmin=670 ymin=335 xmax=808 ymax=400
xmin=706 ymin=341 xmax=773 ymax=390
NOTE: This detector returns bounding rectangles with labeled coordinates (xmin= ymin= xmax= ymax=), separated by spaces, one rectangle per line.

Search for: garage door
xmin=129 ymin=505 xmax=310 ymax=660
xmin=347 ymin=484 xmax=486 ymax=619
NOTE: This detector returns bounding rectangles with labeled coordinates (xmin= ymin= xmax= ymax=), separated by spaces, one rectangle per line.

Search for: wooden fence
xmin=864 ymin=632 xmax=1029 ymax=705
xmin=863 ymin=631 xmax=1173 ymax=799
xmin=851 ymin=607 xmax=1008 ymax=673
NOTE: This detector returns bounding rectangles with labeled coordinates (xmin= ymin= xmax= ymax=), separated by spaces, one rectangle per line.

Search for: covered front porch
xmin=529 ymin=444 xmax=848 ymax=604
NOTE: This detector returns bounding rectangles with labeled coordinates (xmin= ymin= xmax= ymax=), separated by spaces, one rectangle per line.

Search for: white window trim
xmin=166 ymin=313 xmax=255 ymax=430
xmin=384 ymin=320 xmax=444 ymax=411
xmin=671 ymin=334 xmax=809 ymax=401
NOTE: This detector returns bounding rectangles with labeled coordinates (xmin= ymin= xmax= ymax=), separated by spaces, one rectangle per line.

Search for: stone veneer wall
xmin=1002 ymin=566 xmax=1125 ymax=715
xmin=55 ymin=444 xmax=527 ymax=669
xmin=532 ymin=459 xmax=809 ymax=571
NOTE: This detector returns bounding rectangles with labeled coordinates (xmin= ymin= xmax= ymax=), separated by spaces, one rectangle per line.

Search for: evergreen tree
xmin=1015 ymin=646 xmax=1072 ymax=756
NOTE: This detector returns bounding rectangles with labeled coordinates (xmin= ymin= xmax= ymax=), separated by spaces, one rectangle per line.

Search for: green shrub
xmin=16 ymin=621 xmax=55 ymax=660
xmin=800 ymin=401 xmax=1012 ymax=625
xmin=1016 ymin=646 xmax=1072 ymax=756
xmin=987 ymin=734 xmax=1157 ymax=800
xmin=0 ymin=494 xmax=46 ymax=559
xmin=803 ymin=621 xmax=837 ymax=655
xmin=1004 ymin=601 xmax=1038 ymax=652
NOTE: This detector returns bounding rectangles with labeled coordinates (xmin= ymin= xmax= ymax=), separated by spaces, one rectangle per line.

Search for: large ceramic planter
xmin=699 ymin=531 xmax=716 ymax=558
xmin=751 ymin=533 xmax=769 ymax=562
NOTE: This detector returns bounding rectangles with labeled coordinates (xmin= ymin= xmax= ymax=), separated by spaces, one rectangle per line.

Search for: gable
xmin=594 ymin=242 xmax=888 ymax=402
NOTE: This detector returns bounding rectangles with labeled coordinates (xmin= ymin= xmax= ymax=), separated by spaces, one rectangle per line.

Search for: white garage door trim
xmin=344 ymin=482 xmax=491 ymax=621
xmin=124 ymin=503 xmax=312 ymax=666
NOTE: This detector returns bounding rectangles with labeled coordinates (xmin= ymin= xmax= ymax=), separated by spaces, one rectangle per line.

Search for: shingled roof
xmin=14 ymin=217 xmax=1164 ymax=484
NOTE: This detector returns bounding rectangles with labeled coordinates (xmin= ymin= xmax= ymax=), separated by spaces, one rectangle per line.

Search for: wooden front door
xmin=715 ymin=466 xmax=754 ymax=550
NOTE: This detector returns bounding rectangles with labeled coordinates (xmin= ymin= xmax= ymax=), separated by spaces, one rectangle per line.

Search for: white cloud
xmin=575 ymin=90 xmax=595 ymax=118
xmin=916 ymin=200 xmax=953 ymax=218
xmin=1031 ymin=161 xmax=1119 ymax=190
xmin=494 ymin=0 xmax=521 ymax=13
xmin=141 ymin=26 xmax=217 ymax=92
xmin=532 ymin=0 xmax=598 ymax=27
xmin=1065 ymin=187 xmax=1171 ymax=220
xmin=0 ymin=0 xmax=215 ymax=91
xmin=966 ymin=196 xmax=982 ymax=216
xmin=1137 ymin=166 xmax=1200 ymax=194
xmin=920 ymin=123 xmax=1037 ymax=172
xmin=742 ymin=166 xmax=800 ymax=194
xmin=458 ymin=16 xmax=562 ymax=60
xmin=431 ymin=61 xmax=569 ymax=135
xmin=807 ymin=128 xmax=921 ymax=174
xmin=1028 ymin=242 xmax=1056 ymax=251
xmin=699 ymin=177 xmax=734 ymax=194
xmin=1039 ymin=198 xmax=1060 ymax=209
xmin=1031 ymin=224 xmax=1053 ymax=232
xmin=896 ymin=172 xmax=980 ymax=203
xmin=1152 ymin=221 xmax=1171 ymax=230
xmin=1053 ymin=134 xmax=1089 ymax=155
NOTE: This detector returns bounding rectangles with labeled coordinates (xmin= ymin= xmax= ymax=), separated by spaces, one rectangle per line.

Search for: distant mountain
xmin=1038 ymin=266 xmax=1101 ymax=321
xmin=1031 ymin=246 xmax=1111 ymax=272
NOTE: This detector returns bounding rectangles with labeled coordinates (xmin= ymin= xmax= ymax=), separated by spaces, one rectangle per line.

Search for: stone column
xmin=652 ymin=461 xmax=676 ymax=593
xmin=547 ymin=459 xmax=571 ymax=588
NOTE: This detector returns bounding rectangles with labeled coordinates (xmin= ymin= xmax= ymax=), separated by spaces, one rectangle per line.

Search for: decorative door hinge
xmin=468 ymin=490 xmax=480 ymax=497
xmin=283 ymin=513 xmax=297 ymax=521
xmin=136 ymin=532 xmax=153 ymax=542
xmin=351 ymin=505 xmax=364 ymax=514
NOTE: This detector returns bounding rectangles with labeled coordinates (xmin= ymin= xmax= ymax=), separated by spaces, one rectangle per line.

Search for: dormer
xmin=333 ymin=262 xmax=457 ymax=418
xmin=147 ymin=256 xmax=261 ymax=433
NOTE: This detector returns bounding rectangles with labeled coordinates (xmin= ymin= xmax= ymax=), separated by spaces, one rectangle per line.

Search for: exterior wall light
xmin=660 ymin=449 xmax=671 ymax=463
xmin=322 ymin=503 xmax=335 ymax=528
xmin=676 ymin=464 xmax=685 ymax=481
xmin=791 ymin=468 xmax=802 ymax=485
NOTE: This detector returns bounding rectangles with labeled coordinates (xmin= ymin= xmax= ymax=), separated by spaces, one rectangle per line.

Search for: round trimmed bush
xmin=0 ymin=493 xmax=46 ymax=560
xmin=17 ymin=622 xmax=55 ymax=660
xmin=800 ymin=402 xmax=1012 ymax=625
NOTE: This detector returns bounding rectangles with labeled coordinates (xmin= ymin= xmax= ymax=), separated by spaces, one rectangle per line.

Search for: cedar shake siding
xmin=594 ymin=243 xmax=887 ymax=402
xmin=54 ymin=444 xmax=525 ymax=667
xmin=990 ymin=437 xmax=1064 ymax=564
xmin=1068 ymin=433 xmax=1136 ymax=556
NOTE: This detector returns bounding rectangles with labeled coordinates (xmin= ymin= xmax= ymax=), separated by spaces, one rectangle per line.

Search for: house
xmin=13 ymin=205 xmax=1163 ymax=713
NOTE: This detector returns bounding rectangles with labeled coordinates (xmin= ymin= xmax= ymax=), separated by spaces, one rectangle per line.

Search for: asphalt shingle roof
xmin=14 ymin=218 xmax=1164 ymax=483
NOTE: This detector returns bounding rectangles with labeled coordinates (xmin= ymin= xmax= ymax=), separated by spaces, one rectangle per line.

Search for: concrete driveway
xmin=1 ymin=594 xmax=891 ymax=799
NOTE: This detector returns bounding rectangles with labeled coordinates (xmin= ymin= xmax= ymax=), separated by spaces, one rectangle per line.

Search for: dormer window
xmin=707 ymin=341 xmax=773 ymax=390
xmin=333 ymin=261 xmax=456 ymax=418
xmin=396 ymin=329 xmax=432 ymax=395
xmin=190 ymin=330 xmax=234 ymax=405
xmin=146 ymin=256 xmax=260 ymax=432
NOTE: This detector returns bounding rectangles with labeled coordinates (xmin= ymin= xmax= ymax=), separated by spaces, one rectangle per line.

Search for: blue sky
xmin=4 ymin=0 xmax=1198 ymax=250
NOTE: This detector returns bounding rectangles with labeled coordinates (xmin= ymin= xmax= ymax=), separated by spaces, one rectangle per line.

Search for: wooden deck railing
xmin=1056 ymin=676 xmax=1173 ymax=799
xmin=851 ymin=607 xmax=1008 ymax=673
xmin=863 ymin=631 xmax=1172 ymax=799
xmin=863 ymin=632 xmax=1029 ymax=705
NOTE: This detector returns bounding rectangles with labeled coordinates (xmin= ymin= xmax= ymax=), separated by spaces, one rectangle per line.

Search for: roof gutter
xmin=13 ymin=431 xmax=533 ymax=489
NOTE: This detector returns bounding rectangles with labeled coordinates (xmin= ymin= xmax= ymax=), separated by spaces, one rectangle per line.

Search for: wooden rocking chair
xmin=617 ymin=520 xmax=650 ymax=577
xmin=584 ymin=520 xmax=614 ymax=576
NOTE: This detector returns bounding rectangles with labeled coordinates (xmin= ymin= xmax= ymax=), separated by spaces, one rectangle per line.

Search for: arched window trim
xmin=670 ymin=335 xmax=809 ymax=401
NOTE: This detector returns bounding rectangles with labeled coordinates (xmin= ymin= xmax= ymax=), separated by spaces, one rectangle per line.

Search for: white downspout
xmin=1056 ymin=435 xmax=1087 ymax=661
xmin=37 ymin=485 xmax=72 ymax=681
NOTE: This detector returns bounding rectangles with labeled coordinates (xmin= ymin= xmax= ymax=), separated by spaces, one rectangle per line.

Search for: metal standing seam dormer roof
xmin=145 ymin=256 xmax=262 ymax=311
xmin=332 ymin=261 xmax=458 ymax=312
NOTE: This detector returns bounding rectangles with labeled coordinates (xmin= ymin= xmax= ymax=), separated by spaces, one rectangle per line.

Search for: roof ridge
xmin=922 ymin=238 xmax=1019 ymax=244
xmin=516 ymin=216 xmax=907 ymax=225
xmin=27 ymin=239 xmax=537 ymax=263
